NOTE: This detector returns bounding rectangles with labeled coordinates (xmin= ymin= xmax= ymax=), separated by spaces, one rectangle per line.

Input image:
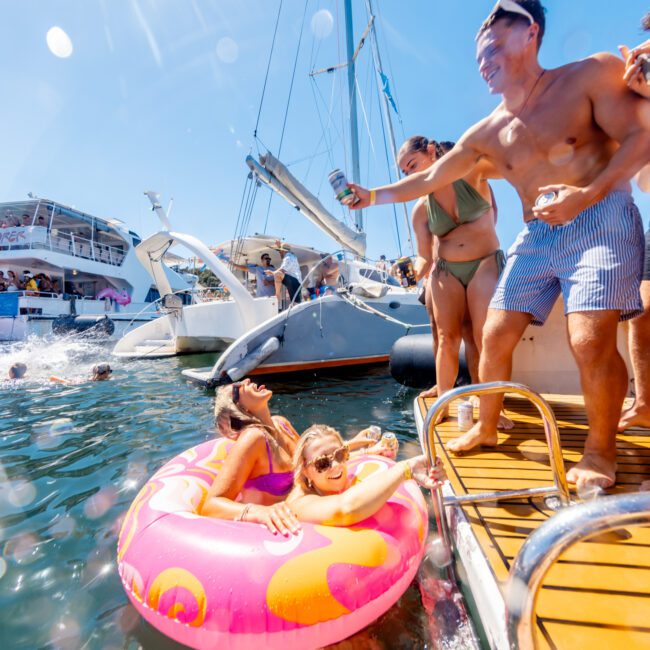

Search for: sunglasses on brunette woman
xmin=231 ymin=382 xmax=242 ymax=404
xmin=307 ymin=445 xmax=350 ymax=473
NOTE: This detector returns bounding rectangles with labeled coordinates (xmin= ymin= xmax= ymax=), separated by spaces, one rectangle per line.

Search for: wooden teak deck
xmin=415 ymin=394 xmax=650 ymax=650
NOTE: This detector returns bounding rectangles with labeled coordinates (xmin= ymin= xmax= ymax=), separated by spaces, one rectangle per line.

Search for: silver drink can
xmin=381 ymin=432 xmax=398 ymax=450
xmin=328 ymin=169 xmax=354 ymax=203
xmin=535 ymin=191 xmax=557 ymax=208
xmin=367 ymin=425 xmax=382 ymax=441
xmin=457 ymin=401 xmax=474 ymax=431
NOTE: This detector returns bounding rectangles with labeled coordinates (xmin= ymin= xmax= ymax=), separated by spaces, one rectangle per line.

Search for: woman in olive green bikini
xmin=398 ymin=136 xmax=508 ymax=423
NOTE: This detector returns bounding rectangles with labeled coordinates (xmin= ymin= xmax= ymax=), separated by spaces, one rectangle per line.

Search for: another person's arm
xmin=412 ymin=200 xmax=433 ymax=281
xmin=619 ymin=41 xmax=650 ymax=99
xmin=346 ymin=126 xmax=488 ymax=209
xmin=288 ymin=456 xmax=445 ymax=526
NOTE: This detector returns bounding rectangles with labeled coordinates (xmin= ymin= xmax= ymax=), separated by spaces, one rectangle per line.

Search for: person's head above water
xmin=643 ymin=12 xmax=650 ymax=31
xmin=213 ymin=378 xmax=272 ymax=439
xmin=293 ymin=424 xmax=349 ymax=496
xmin=91 ymin=363 xmax=112 ymax=381
xmin=8 ymin=362 xmax=27 ymax=379
xmin=397 ymin=136 xmax=456 ymax=176
xmin=476 ymin=0 xmax=547 ymax=95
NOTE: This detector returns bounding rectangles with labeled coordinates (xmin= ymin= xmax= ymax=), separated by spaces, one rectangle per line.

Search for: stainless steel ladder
xmin=420 ymin=382 xmax=571 ymax=560
xmin=505 ymin=492 xmax=650 ymax=649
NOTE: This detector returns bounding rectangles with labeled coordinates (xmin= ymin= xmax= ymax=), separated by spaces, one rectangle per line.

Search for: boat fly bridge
xmin=0 ymin=198 xmax=191 ymax=341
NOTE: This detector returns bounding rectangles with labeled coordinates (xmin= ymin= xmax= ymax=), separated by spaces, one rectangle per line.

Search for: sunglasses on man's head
xmin=307 ymin=445 xmax=350 ymax=473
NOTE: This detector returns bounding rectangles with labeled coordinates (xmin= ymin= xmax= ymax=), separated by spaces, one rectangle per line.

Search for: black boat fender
xmin=52 ymin=314 xmax=115 ymax=337
xmin=389 ymin=334 xmax=470 ymax=389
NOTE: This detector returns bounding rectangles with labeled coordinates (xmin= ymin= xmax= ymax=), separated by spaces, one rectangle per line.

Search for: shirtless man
xmin=618 ymin=12 xmax=650 ymax=431
xmin=346 ymin=0 xmax=650 ymax=489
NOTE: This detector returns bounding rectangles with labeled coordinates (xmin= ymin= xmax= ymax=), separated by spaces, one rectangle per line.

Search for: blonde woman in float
xmin=201 ymin=379 xmax=396 ymax=534
xmin=287 ymin=424 xmax=446 ymax=525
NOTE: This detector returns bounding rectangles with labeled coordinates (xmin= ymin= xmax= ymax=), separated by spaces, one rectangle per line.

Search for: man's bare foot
xmin=435 ymin=408 xmax=449 ymax=425
xmin=617 ymin=404 xmax=650 ymax=431
xmin=419 ymin=385 xmax=438 ymax=399
xmin=639 ymin=480 xmax=650 ymax=492
xmin=447 ymin=422 xmax=498 ymax=453
xmin=566 ymin=453 xmax=616 ymax=492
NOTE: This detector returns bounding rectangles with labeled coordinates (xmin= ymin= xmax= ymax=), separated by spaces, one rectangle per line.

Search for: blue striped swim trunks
xmin=490 ymin=191 xmax=645 ymax=325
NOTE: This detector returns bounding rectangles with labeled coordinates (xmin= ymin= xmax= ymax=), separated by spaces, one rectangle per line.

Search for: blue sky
xmin=0 ymin=0 xmax=648 ymax=261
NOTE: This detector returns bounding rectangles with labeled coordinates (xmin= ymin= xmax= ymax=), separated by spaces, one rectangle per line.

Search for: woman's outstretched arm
xmin=288 ymin=456 xmax=444 ymax=526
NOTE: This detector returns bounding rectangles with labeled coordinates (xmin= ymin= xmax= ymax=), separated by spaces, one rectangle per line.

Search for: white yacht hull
xmin=0 ymin=295 xmax=159 ymax=342
xmin=112 ymin=296 xmax=278 ymax=359
xmin=182 ymin=290 xmax=431 ymax=385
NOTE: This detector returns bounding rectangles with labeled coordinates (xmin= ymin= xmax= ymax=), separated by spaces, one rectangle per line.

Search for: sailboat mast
xmin=364 ymin=0 xmax=414 ymax=255
xmin=344 ymin=0 xmax=363 ymax=233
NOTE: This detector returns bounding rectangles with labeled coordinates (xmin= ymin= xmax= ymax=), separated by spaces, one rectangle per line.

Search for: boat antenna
xmin=364 ymin=0 xmax=414 ymax=255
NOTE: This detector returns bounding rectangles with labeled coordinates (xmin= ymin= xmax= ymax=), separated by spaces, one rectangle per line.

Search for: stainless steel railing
xmin=420 ymin=382 xmax=571 ymax=553
xmin=506 ymin=492 xmax=650 ymax=649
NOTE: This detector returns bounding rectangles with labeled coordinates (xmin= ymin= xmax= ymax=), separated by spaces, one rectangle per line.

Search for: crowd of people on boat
xmin=0 ymin=213 xmax=47 ymax=229
xmin=0 ymin=269 xmax=62 ymax=294
xmin=339 ymin=0 xmax=650 ymax=491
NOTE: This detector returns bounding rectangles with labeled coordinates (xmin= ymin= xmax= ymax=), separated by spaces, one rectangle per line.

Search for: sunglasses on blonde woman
xmin=307 ymin=445 xmax=350 ymax=473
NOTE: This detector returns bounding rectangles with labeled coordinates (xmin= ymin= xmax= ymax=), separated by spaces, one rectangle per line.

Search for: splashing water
xmin=0 ymin=355 xmax=474 ymax=648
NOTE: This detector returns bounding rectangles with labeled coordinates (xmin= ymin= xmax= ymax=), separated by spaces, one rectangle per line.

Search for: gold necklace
xmin=505 ymin=69 xmax=546 ymax=144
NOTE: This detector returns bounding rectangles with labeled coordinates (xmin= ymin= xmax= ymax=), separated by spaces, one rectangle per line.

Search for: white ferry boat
xmin=0 ymin=198 xmax=192 ymax=341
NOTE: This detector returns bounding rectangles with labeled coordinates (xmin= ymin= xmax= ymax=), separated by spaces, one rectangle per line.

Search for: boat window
xmin=359 ymin=268 xmax=400 ymax=286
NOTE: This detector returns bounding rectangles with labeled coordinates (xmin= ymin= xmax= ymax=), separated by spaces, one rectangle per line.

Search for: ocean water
xmin=0 ymin=336 xmax=474 ymax=649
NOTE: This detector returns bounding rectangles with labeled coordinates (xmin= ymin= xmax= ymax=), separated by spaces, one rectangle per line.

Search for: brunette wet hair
xmin=643 ymin=12 xmax=650 ymax=31
xmin=213 ymin=384 xmax=265 ymax=439
xmin=478 ymin=1 xmax=547 ymax=50
xmin=399 ymin=136 xmax=456 ymax=161
xmin=292 ymin=424 xmax=344 ymax=493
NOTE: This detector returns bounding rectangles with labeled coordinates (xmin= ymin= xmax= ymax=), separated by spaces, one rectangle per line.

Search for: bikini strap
xmin=264 ymin=436 xmax=274 ymax=472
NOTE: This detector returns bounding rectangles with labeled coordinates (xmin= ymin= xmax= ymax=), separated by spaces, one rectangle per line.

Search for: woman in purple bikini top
xmin=200 ymin=379 xmax=396 ymax=535
xmin=200 ymin=379 xmax=303 ymax=535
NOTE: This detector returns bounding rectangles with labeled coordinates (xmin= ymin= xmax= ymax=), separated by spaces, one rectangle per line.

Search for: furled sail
xmin=246 ymin=153 xmax=367 ymax=257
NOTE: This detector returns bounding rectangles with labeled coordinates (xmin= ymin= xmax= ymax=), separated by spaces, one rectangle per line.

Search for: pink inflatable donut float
xmin=117 ymin=437 xmax=428 ymax=649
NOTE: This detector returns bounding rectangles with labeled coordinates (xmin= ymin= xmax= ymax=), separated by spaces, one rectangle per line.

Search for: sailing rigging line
xmin=253 ymin=0 xmax=283 ymax=151
xmin=372 ymin=0 xmax=405 ymax=142
xmin=263 ymin=0 xmax=309 ymax=234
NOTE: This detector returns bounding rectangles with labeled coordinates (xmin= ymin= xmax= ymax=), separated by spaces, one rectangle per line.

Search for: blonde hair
xmin=213 ymin=384 xmax=263 ymax=439
xmin=292 ymin=424 xmax=344 ymax=492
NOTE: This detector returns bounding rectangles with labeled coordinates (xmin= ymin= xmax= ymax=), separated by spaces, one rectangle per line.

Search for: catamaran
xmin=0 ymin=197 xmax=192 ymax=341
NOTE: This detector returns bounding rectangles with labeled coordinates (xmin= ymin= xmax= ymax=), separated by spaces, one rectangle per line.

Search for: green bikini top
xmin=426 ymin=179 xmax=491 ymax=237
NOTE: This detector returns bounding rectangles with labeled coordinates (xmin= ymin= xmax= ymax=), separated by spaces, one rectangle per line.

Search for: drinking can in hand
xmin=367 ymin=425 xmax=382 ymax=441
xmin=381 ymin=432 xmax=398 ymax=450
xmin=535 ymin=191 xmax=557 ymax=208
xmin=457 ymin=401 xmax=474 ymax=431
xmin=329 ymin=169 xmax=356 ymax=204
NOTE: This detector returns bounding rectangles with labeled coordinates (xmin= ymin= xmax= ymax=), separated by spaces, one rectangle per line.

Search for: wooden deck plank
xmin=417 ymin=392 xmax=650 ymax=648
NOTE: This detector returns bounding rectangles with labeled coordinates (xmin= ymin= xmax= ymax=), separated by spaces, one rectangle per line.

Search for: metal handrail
xmin=421 ymin=382 xmax=571 ymax=554
xmin=506 ymin=492 xmax=650 ymax=649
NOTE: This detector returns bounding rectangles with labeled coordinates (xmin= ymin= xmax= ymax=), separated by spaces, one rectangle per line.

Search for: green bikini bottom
xmin=433 ymin=249 xmax=506 ymax=288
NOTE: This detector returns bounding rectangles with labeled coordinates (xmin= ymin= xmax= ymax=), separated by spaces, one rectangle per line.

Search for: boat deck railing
xmin=420 ymin=382 xmax=571 ymax=553
xmin=506 ymin=492 xmax=650 ymax=649
xmin=0 ymin=226 xmax=126 ymax=266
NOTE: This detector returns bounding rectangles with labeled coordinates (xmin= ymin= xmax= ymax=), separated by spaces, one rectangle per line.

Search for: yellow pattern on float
xmin=266 ymin=525 xmax=388 ymax=625
xmin=147 ymin=567 xmax=207 ymax=627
